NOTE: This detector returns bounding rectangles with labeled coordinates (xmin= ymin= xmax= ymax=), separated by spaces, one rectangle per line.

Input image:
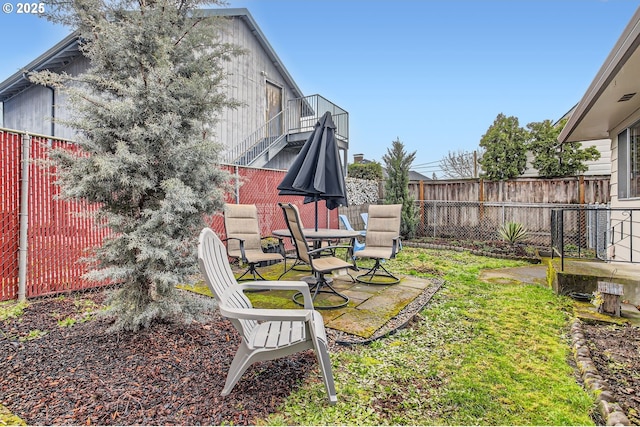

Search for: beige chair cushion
xmin=354 ymin=204 xmax=402 ymax=259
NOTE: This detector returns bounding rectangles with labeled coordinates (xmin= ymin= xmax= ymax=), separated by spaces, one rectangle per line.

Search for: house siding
xmin=3 ymin=55 xmax=89 ymax=139
xmin=610 ymin=117 xmax=640 ymax=262
xmin=3 ymin=84 xmax=52 ymax=135
xmin=521 ymin=139 xmax=611 ymax=177
xmin=215 ymin=16 xmax=299 ymax=163
xmin=1 ymin=13 xmax=303 ymax=165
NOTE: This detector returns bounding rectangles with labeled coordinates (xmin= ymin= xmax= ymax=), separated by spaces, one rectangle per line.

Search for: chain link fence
xmin=415 ymin=201 xmax=586 ymax=247
xmin=342 ymin=201 xmax=610 ymax=249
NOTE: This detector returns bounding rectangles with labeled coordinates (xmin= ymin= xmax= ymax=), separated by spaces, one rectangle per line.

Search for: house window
xmin=618 ymin=122 xmax=640 ymax=199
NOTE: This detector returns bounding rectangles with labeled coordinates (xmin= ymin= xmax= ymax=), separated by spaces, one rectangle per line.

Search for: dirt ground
xmin=581 ymin=322 xmax=640 ymax=425
xmin=1 ymin=290 xmax=639 ymax=425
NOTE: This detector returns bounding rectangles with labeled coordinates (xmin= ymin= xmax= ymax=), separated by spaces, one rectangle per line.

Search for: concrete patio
xmin=221 ymin=262 xmax=444 ymax=341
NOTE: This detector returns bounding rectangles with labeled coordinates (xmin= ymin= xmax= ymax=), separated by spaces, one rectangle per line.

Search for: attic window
xmin=617 ymin=93 xmax=636 ymax=102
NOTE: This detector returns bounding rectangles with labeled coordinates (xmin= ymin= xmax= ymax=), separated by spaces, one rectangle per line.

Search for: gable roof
xmin=0 ymin=8 xmax=304 ymax=103
xmin=558 ymin=6 xmax=640 ymax=143
xmin=0 ymin=32 xmax=78 ymax=102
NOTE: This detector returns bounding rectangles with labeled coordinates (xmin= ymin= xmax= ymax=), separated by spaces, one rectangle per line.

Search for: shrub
xmin=348 ymin=162 xmax=383 ymax=180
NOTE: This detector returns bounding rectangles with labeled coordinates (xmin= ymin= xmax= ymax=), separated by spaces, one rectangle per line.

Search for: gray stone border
xmin=571 ymin=319 xmax=631 ymax=426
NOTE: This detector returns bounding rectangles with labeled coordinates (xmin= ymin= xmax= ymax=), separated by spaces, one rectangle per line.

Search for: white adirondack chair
xmin=197 ymin=227 xmax=337 ymax=404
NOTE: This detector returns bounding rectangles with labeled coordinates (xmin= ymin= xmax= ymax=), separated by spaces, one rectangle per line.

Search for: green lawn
xmin=261 ymin=247 xmax=596 ymax=426
xmin=0 ymin=247 xmax=596 ymax=426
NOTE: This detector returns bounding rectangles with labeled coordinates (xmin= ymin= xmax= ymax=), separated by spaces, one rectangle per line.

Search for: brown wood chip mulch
xmin=0 ymin=293 xmax=318 ymax=425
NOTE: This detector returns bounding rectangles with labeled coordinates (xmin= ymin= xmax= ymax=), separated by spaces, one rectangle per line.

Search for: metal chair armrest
xmin=223 ymin=236 xmax=247 ymax=261
xmin=391 ymin=236 xmax=402 ymax=258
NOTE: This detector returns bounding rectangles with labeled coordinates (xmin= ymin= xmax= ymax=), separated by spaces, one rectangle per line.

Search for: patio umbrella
xmin=278 ymin=111 xmax=348 ymax=230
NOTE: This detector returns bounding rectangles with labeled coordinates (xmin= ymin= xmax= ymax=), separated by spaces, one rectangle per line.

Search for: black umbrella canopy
xmin=278 ymin=111 xmax=348 ymax=229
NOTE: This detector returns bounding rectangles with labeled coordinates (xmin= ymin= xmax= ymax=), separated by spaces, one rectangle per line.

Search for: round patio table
xmin=272 ymin=228 xmax=362 ymax=243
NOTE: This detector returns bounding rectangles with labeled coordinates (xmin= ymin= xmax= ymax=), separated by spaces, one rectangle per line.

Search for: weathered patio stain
xmin=183 ymin=263 xmax=441 ymax=339
xmin=325 ymin=279 xmax=427 ymax=337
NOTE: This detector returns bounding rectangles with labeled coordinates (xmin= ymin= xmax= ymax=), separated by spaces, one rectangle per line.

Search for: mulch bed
xmin=2 ymin=288 xmax=640 ymax=425
xmin=0 ymin=292 xmax=318 ymax=425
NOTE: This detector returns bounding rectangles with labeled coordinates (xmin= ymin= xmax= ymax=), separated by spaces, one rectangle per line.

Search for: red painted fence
xmin=0 ymin=129 xmax=336 ymax=301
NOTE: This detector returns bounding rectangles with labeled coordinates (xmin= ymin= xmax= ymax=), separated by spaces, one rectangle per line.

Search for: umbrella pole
xmin=315 ymin=199 xmax=318 ymax=231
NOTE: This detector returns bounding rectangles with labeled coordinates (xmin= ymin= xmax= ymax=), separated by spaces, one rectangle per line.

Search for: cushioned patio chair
xmin=280 ymin=203 xmax=357 ymax=309
xmin=198 ymin=227 xmax=337 ymax=404
xmin=338 ymin=214 xmax=365 ymax=252
xmin=360 ymin=212 xmax=368 ymax=230
xmin=223 ymin=204 xmax=284 ymax=281
xmin=354 ymin=204 xmax=403 ymax=285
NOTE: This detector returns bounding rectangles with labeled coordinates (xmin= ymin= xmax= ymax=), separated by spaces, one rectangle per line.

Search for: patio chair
xmin=354 ymin=204 xmax=403 ymax=285
xmin=338 ymin=214 xmax=365 ymax=252
xmin=360 ymin=212 xmax=368 ymax=230
xmin=197 ymin=228 xmax=337 ymax=404
xmin=280 ymin=202 xmax=357 ymax=309
xmin=338 ymin=214 xmax=367 ymax=237
xmin=223 ymin=204 xmax=284 ymax=281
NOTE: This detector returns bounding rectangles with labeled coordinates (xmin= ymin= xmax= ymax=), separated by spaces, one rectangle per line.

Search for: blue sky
xmin=1 ymin=0 xmax=638 ymax=176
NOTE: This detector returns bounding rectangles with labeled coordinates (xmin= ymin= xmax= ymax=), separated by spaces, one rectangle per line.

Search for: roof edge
xmin=0 ymin=7 xmax=305 ymax=102
xmin=0 ymin=31 xmax=78 ymax=102
xmin=558 ymin=6 xmax=640 ymax=143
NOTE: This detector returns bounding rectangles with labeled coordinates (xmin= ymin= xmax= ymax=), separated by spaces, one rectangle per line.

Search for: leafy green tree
xmin=527 ymin=118 xmax=600 ymax=177
xmin=479 ymin=113 xmax=528 ymax=180
xmin=32 ymin=0 xmax=242 ymax=331
xmin=382 ymin=138 xmax=418 ymax=239
xmin=348 ymin=161 xmax=384 ymax=180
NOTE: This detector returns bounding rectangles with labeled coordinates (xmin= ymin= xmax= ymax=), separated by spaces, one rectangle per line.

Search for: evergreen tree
xmin=527 ymin=118 xmax=600 ymax=177
xmin=32 ymin=0 xmax=242 ymax=331
xmin=382 ymin=138 xmax=418 ymax=239
xmin=478 ymin=113 xmax=528 ymax=180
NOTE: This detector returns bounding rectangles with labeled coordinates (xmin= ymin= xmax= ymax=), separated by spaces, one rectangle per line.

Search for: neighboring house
xmin=521 ymin=140 xmax=611 ymax=178
xmin=0 ymin=8 xmax=349 ymax=172
xmin=521 ymin=107 xmax=611 ymax=178
xmin=558 ymin=6 xmax=640 ymax=264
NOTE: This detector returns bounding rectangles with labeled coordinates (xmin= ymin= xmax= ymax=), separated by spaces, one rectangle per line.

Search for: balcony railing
xmin=286 ymin=94 xmax=349 ymax=143
xmin=223 ymin=94 xmax=348 ymax=166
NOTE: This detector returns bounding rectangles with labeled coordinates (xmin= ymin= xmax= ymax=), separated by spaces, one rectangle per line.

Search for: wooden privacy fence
xmin=410 ymin=176 xmax=610 ymax=205
xmin=340 ymin=176 xmax=611 ymax=246
xmin=0 ymin=128 xmax=336 ymax=301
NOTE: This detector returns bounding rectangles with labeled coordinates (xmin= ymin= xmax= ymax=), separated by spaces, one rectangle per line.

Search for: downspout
xmin=18 ymin=133 xmax=31 ymax=301
xmin=46 ymin=85 xmax=55 ymax=136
